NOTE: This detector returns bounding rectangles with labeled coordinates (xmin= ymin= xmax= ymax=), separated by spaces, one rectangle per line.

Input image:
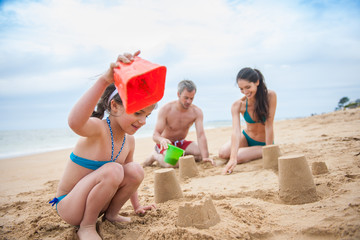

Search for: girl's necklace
xmin=106 ymin=117 xmax=126 ymax=162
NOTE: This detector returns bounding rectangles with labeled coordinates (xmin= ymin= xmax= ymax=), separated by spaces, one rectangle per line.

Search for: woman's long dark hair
xmin=91 ymin=83 xmax=123 ymax=119
xmin=236 ymin=68 xmax=269 ymax=124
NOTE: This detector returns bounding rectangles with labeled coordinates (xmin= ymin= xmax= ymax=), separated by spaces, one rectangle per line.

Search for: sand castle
xmin=155 ymin=157 xmax=219 ymax=229
xmin=262 ymin=144 xmax=281 ymax=170
xmin=154 ymin=168 xmax=183 ymax=203
xmin=312 ymin=161 xmax=329 ymax=175
xmin=179 ymin=155 xmax=199 ymax=179
xmin=177 ymin=196 xmax=220 ymax=229
xmin=278 ymin=154 xmax=318 ymax=205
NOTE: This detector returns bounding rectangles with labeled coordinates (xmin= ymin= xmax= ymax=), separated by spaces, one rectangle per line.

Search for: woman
xmin=219 ymin=67 xmax=277 ymax=174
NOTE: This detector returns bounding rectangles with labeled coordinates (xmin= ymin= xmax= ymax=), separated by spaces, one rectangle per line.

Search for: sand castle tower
xmin=278 ymin=154 xmax=318 ymax=204
xmin=177 ymin=196 xmax=220 ymax=229
xmin=154 ymin=168 xmax=183 ymax=203
xmin=179 ymin=155 xmax=199 ymax=180
xmin=311 ymin=161 xmax=329 ymax=175
xmin=262 ymin=144 xmax=281 ymax=170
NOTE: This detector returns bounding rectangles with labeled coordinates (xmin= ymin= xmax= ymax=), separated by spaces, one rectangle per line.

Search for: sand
xmin=0 ymin=108 xmax=359 ymax=239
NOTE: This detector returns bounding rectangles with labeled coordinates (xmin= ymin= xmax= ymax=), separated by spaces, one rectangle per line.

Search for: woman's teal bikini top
xmin=243 ymin=99 xmax=265 ymax=124
xmin=70 ymin=117 xmax=126 ymax=170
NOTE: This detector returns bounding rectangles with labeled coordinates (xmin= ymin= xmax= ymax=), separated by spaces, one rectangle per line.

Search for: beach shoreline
xmin=0 ymin=108 xmax=359 ymax=239
xmin=0 ymin=120 xmax=233 ymax=160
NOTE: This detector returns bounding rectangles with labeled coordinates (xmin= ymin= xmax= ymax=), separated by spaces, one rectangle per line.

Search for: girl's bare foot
xmin=77 ymin=225 xmax=101 ymax=240
xmin=105 ymin=213 xmax=131 ymax=222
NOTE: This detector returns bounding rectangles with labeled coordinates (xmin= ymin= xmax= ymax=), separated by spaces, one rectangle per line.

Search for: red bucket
xmin=113 ymin=56 xmax=167 ymax=114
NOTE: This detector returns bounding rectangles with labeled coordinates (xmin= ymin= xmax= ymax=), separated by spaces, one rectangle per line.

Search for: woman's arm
xmin=265 ymin=90 xmax=277 ymax=145
xmin=222 ymin=100 xmax=242 ymax=174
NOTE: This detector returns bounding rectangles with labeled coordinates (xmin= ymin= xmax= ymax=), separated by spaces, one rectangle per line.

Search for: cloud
xmin=0 ymin=0 xmax=359 ymax=129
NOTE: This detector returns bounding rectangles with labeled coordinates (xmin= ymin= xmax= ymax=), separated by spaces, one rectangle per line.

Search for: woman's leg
xmin=57 ymin=162 xmax=124 ymax=240
xmin=219 ymin=133 xmax=262 ymax=163
xmin=236 ymin=131 xmax=264 ymax=163
xmin=236 ymin=146 xmax=263 ymax=163
xmin=219 ymin=132 xmax=249 ymax=159
xmin=218 ymin=140 xmax=231 ymax=159
xmin=104 ymin=162 xmax=145 ymax=221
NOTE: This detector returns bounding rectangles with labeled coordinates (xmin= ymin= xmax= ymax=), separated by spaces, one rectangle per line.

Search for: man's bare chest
xmin=166 ymin=114 xmax=195 ymax=131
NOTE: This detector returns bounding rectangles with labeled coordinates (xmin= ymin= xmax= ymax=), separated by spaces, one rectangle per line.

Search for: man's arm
xmin=194 ymin=108 xmax=213 ymax=163
xmin=152 ymin=105 xmax=171 ymax=150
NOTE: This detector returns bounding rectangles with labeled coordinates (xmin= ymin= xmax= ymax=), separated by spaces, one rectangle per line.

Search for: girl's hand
xmin=135 ymin=204 xmax=156 ymax=216
xmin=222 ymin=159 xmax=237 ymax=175
xmin=102 ymin=50 xmax=141 ymax=84
xmin=118 ymin=50 xmax=141 ymax=63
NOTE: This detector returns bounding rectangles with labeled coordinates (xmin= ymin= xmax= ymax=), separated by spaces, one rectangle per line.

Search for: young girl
xmin=219 ymin=67 xmax=277 ymax=174
xmin=49 ymin=51 xmax=156 ymax=240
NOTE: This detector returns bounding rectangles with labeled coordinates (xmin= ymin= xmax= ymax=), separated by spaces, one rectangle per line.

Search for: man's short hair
xmin=178 ymin=80 xmax=197 ymax=94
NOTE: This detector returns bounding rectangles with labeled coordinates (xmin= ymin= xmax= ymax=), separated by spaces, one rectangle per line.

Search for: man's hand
xmin=159 ymin=138 xmax=171 ymax=152
xmin=202 ymin=157 xmax=215 ymax=166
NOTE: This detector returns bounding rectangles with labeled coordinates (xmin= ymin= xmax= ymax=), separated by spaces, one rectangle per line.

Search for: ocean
xmin=0 ymin=120 xmax=231 ymax=159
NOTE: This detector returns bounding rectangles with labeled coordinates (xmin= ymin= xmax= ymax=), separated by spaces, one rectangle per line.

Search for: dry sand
xmin=0 ymin=108 xmax=359 ymax=239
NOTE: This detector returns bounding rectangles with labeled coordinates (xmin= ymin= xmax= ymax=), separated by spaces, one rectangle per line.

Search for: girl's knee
xmin=124 ymin=162 xmax=144 ymax=184
xmin=102 ymin=162 xmax=124 ymax=186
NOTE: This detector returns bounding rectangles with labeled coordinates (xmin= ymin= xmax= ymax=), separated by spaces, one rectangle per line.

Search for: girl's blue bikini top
xmin=70 ymin=152 xmax=113 ymax=170
xmin=70 ymin=117 xmax=126 ymax=170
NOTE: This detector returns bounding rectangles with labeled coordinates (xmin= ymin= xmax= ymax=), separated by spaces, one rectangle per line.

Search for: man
xmin=143 ymin=80 xmax=213 ymax=167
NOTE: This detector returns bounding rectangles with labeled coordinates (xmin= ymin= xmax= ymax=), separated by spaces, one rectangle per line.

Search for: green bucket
xmin=164 ymin=144 xmax=185 ymax=165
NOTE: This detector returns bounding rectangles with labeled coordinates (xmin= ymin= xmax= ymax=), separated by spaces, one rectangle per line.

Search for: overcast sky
xmin=0 ymin=0 xmax=359 ymax=130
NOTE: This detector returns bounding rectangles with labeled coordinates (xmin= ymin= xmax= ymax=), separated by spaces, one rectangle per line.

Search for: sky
xmin=0 ymin=0 xmax=359 ymax=131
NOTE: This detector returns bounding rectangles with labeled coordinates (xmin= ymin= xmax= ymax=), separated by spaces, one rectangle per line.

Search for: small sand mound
xmin=312 ymin=161 xmax=329 ymax=175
